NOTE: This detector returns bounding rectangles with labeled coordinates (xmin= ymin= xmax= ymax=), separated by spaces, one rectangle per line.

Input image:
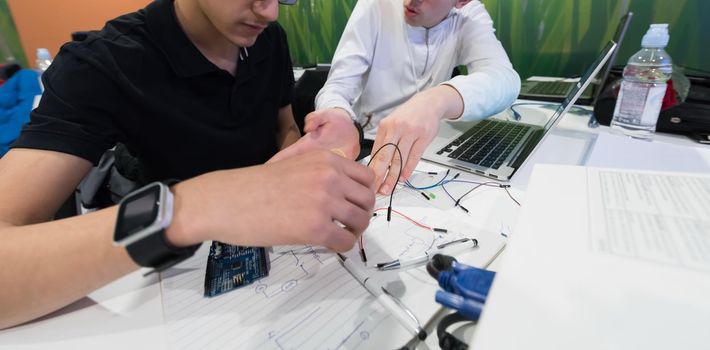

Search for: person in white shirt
xmin=273 ymin=0 xmax=520 ymax=194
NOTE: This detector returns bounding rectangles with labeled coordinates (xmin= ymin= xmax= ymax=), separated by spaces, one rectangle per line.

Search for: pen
xmin=376 ymin=238 xmax=478 ymax=270
xmin=336 ymin=253 xmax=427 ymax=340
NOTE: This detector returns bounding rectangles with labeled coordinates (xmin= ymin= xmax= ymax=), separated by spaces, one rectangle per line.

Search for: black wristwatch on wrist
xmin=113 ymin=181 xmax=201 ymax=272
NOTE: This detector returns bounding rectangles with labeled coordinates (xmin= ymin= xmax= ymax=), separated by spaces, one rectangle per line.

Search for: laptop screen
xmin=542 ymin=40 xmax=618 ymax=132
xmin=591 ymin=12 xmax=633 ymax=103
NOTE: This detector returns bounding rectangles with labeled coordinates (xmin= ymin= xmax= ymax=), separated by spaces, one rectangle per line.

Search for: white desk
xmin=419 ymin=102 xmax=710 ymax=349
xmin=1 ymin=102 xmax=707 ymax=349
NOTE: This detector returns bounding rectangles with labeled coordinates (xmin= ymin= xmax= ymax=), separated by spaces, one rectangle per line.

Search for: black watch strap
xmin=125 ymin=228 xmax=201 ymax=271
xmin=124 ymin=179 xmax=201 ymax=272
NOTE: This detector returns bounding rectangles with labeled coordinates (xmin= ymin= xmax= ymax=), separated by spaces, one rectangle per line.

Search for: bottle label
xmin=613 ymin=81 xmax=667 ymax=125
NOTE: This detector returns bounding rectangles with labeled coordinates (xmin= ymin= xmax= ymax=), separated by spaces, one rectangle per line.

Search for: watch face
xmin=114 ymin=184 xmax=161 ymax=243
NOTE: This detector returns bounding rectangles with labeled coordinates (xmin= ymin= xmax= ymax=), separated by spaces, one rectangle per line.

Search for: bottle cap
xmin=641 ymin=23 xmax=670 ymax=47
xmin=36 ymin=48 xmax=52 ymax=60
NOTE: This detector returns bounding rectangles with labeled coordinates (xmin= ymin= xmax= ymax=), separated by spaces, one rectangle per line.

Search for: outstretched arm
xmin=368 ymin=1 xmax=520 ymax=194
xmin=0 ymin=148 xmax=126 ymax=329
xmin=275 ymin=104 xmax=301 ymax=150
xmin=369 ymin=85 xmax=464 ymax=194
xmin=0 ymin=148 xmax=374 ymax=329
xmin=269 ymin=107 xmax=360 ymax=162
xmin=314 ymin=0 xmax=379 ymax=121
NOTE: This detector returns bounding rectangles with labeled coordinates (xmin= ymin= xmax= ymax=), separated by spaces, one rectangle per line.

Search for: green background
xmin=1 ymin=0 xmax=707 ymax=79
xmin=0 ymin=0 xmax=26 ymax=66
xmin=278 ymin=0 xmax=710 ymax=79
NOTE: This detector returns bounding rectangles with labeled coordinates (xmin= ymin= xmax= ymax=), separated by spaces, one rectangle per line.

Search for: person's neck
xmin=424 ymin=9 xmax=454 ymax=29
xmin=174 ymin=0 xmax=239 ymax=75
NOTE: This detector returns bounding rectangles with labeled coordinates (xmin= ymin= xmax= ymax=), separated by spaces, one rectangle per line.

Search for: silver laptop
xmin=421 ymin=41 xmax=617 ymax=181
xmin=518 ymin=12 xmax=632 ymax=105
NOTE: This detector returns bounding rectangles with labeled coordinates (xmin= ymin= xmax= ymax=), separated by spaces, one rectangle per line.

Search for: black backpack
xmin=55 ymin=143 xmax=141 ymax=218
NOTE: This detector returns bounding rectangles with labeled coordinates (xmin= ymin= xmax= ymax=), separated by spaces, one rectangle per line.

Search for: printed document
xmin=472 ymin=165 xmax=710 ymax=350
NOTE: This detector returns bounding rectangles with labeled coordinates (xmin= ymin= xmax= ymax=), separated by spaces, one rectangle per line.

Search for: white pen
xmin=376 ymin=238 xmax=478 ymax=270
xmin=336 ymin=253 xmax=427 ymax=340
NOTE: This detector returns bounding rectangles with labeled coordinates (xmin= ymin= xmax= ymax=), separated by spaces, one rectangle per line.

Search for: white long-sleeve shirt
xmin=315 ymin=0 xmax=521 ymax=139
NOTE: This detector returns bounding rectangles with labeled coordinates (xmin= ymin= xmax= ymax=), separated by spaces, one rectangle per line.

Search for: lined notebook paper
xmin=161 ymin=244 xmax=392 ymax=349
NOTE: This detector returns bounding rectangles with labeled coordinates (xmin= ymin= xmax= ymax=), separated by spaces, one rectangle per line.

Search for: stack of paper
xmin=472 ymin=165 xmax=710 ymax=350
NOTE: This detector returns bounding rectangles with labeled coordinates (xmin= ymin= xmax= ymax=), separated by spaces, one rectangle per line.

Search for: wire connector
xmin=359 ymin=248 xmax=368 ymax=263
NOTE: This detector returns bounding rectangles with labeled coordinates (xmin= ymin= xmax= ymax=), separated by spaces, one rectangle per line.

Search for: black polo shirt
xmin=12 ymin=0 xmax=294 ymax=182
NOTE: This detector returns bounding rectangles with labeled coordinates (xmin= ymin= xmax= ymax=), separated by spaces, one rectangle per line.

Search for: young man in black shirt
xmin=0 ymin=0 xmax=371 ymax=329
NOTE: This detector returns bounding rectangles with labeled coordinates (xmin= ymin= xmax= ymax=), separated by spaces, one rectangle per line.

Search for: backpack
xmin=75 ymin=143 xmax=141 ymax=214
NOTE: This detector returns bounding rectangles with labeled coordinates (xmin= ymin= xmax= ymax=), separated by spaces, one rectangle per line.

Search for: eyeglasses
xmin=278 ymin=0 xmax=297 ymax=4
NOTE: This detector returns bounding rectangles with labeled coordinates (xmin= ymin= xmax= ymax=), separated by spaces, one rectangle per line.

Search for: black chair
xmin=71 ymin=31 xmax=89 ymax=42
xmin=0 ymin=63 xmax=21 ymax=80
xmin=292 ymin=67 xmax=330 ymax=134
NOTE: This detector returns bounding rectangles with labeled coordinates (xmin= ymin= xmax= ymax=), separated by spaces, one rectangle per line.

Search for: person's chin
xmin=403 ymin=15 xmax=421 ymax=27
xmin=230 ymin=35 xmax=259 ymax=48
xmin=229 ymin=27 xmax=265 ymax=47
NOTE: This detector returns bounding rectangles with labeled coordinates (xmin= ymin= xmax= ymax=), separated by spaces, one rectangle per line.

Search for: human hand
xmin=168 ymin=150 xmax=375 ymax=252
xmin=268 ymin=108 xmax=360 ymax=163
xmin=370 ymin=85 xmax=464 ymax=194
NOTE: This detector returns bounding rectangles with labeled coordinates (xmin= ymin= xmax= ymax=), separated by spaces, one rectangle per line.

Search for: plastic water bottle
xmin=610 ymin=24 xmax=672 ymax=140
xmin=35 ymin=48 xmax=53 ymax=73
xmin=35 ymin=48 xmax=53 ymax=91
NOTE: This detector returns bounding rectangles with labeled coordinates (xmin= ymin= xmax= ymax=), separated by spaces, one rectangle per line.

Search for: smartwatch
xmin=113 ymin=181 xmax=200 ymax=271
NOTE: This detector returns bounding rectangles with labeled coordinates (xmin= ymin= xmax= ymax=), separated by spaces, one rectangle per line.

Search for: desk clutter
xmin=594 ymin=68 xmax=710 ymax=141
xmin=159 ymin=163 xmax=508 ymax=349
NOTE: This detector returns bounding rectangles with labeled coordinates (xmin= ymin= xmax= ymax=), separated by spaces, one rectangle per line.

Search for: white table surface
xmin=1 ymin=101 xmax=706 ymax=350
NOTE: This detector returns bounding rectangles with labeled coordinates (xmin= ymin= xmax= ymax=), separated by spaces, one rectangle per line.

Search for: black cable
xmin=442 ymin=179 xmax=520 ymax=211
xmin=367 ymin=143 xmax=404 ymax=222
xmin=426 ymin=254 xmax=458 ymax=279
xmin=440 ymin=182 xmax=456 ymax=203
xmin=502 ymin=186 xmax=521 ymax=206
xmin=437 ymin=312 xmax=472 ymax=350
xmin=441 ymin=182 xmax=469 ymax=213
xmin=454 ymin=181 xmax=500 ymax=207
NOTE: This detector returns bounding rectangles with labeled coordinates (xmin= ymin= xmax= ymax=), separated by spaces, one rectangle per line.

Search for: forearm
xmin=314 ymin=0 xmax=376 ymax=119
xmin=278 ymin=123 xmax=301 ymax=150
xmin=276 ymin=105 xmax=301 ymax=150
xmin=165 ymin=168 xmax=285 ymax=248
xmin=315 ymin=84 xmax=357 ymax=120
xmin=444 ymin=63 xmax=521 ymax=121
xmin=451 ymin=0 xmax=521 ymax=121
xmin=414 ymin=85 xmax=465 ymax=120
xmin=165 ymin=153 xmax=375 ymax=251
xmin=0 ymin=207 xmax=137 ymax=329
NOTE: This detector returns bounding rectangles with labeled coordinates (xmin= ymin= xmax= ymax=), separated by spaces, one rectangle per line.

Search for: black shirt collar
xmin=145 ymin=0 xmax=271 ymax=78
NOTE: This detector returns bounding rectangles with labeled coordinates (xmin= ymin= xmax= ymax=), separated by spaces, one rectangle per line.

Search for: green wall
xmin=2 ymin=0 xmax=707 ymax=79
xmin=279 ymin=0 xmax=710 ymax=79
xmin=0 ymin=0 xmax=27 ymax=66
xmin=279 ymin=0 xmax=355 ymax=66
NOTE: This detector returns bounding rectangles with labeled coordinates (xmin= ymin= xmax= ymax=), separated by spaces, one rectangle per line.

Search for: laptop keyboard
xmin=527 ymin=81 xmax=573 ymax=95
xmin=437 ymin=120 xmax=530 ymax=169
